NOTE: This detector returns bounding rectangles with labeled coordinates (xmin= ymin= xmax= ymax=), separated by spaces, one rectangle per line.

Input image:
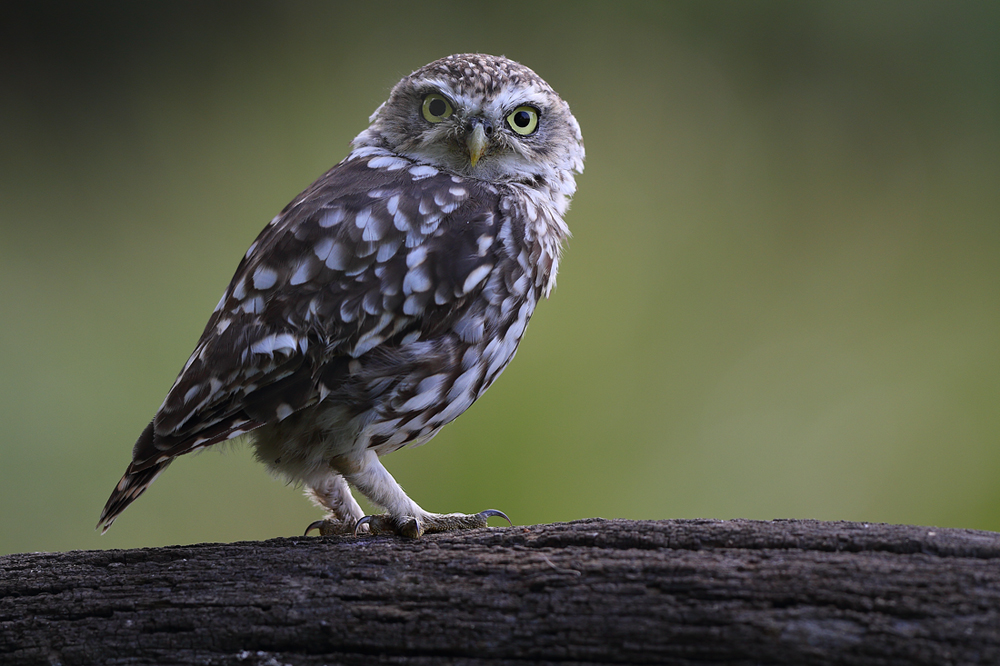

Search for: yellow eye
xmin=506 ymin=106 xmax=539 ymax=135
xmin=421 ymin=94 xmax=454 ymax=123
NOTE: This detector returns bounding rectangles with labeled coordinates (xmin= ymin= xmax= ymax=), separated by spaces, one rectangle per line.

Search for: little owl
xmin=99 ymin=54 xmax=585 ymax=538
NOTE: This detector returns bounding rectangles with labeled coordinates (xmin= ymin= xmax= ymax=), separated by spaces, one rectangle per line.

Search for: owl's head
xmin=353 ymin=54 xmax=584 ymax=183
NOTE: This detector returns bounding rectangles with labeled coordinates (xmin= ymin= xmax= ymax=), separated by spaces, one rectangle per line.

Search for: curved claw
xmin=479 ymin=509 xmax=512 ymax=527
xmin=354 ymin=515 xmax=373 ymax=537
xmin=399 ymin=517 xmax=421 ymax=539
xmin=304 ymin=520 xmax=326 ymax=536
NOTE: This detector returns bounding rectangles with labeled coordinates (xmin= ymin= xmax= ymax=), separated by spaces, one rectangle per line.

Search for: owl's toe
xmin=353 ymin=510 xmax=511 ymax=538
xmin=305 ymin=517 xmax=365 ymax=537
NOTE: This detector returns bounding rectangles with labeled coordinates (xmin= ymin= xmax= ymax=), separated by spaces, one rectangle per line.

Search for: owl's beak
xmin=466 ymin=123 xmax=489 ymax=168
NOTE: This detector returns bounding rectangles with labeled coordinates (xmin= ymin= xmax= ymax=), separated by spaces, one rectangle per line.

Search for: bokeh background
xmin=2 ymin=2 xmax=998 ymax=555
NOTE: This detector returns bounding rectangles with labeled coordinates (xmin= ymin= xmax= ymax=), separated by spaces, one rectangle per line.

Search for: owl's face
xmin=355 ymin=54 xmax=584 ymax=183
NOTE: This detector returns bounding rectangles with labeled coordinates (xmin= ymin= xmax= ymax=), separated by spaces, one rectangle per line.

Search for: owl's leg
xmin=342 ymin=449 xmax=509 ymax=538
xmin=303 ymin=473 xmax=366 ymax=536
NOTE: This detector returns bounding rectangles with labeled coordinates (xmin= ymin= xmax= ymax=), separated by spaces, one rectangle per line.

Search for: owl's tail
xmin=97 ymin=421 xmax=172 ymax=534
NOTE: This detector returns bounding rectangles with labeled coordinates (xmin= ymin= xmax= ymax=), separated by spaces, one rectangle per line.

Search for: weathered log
xmin=2 ymin=518 xmax=999 ymax=665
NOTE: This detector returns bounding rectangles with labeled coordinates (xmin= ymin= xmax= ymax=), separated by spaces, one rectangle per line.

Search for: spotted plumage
xmin=99 ymin=54 xmax=584 ymax=537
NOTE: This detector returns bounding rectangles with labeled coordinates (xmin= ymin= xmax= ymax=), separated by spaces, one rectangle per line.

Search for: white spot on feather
xmin=340 ymin=299 xmax=358 ymax=323
xmin=326 ymin=243 xmax=351 ymax=271
xmin=486 ymin=330 xmax=520 ymax=380
xmin=241 ymin=296 xmax=263 ymax=314
xmin=512 ymin=273 xmax=530 ymax=295
xmin=393 ymin=208 xmax=410 ymax=232
xmin=454 ymin=315 xmax=484 ymax=343
xmin=461 ymin=346 xmax=480 ymax=371
xmin=406 ymin=246 xmax=428 ymax=268
xmin=351 ymin=333 xmax=383 ymax=357
xmin=313 ymin=237 xmax=333 ymax=262
xmin=358 ymin=208 xmax=384 ymax=242
xmin=232 ymin=279 xmax=247 ymax=301
xmin=368 ymin=155 xmax=410 ymax=171
xmin=376 ymin=240 xmax=400 ymax=263
xmin=402 ymin=295 xmax=423 ymax=316
xmin=476 ymin=234 xmax=493 ymax=257
xmin=362 ymin=290 xmax=381 ymax=315
xmin=462 ymin=264 xmax=493 ymax=294
xmin=440 ymin=367 xmax=481 ymax=422
xmin=252 ymin=267 xmax=278 ymax=290
xmin=403 ymin=266 xmax=432 ymax=294
xmin=350 ymin=145 xmax=386 ymax=160
xmin=506 ymin=302 xmax=531 ymax=342
xmin=499 ymin=219 xmax=516 ymax=254
xmin=409 ymin=165 xmax=438 ymax=180
xmin=251 ymin=333 xmax=299 ymax=357
xmin=319 ymin=208 xmax=345 ymax=228
xmin=437 ymin=392 xmax=476 ymax=424
xmin=419 ymin=215 xmax=441 ymax=234
xmin=401 ymin=374 xmax=447 ymax=412
xmin=289 ymin=258 xmax=316 ymax=286
xmin=183 ymin=384 xmax=202 ymax=404
xmin=355 ymin=207 xmax=373 ymax=229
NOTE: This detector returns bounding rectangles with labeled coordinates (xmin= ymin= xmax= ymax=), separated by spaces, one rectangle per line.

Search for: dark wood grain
xmin=3 ymin=519 xmax=1000 ymax=665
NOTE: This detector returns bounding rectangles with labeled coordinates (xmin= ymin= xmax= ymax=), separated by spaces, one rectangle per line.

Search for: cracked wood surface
xmin=2 ymin=518 xmax=1000 ymax=665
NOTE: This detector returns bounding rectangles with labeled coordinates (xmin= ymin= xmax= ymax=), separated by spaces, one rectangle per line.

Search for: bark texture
xmin=2 ymin=518 xmax=1000 ymax=665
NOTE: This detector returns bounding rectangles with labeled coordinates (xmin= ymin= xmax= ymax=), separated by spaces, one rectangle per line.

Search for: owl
xmin=98 ymin=54 xmax=585 ymax=538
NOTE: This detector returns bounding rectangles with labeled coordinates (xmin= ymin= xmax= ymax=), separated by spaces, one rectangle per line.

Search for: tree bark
xmin=2 ymin=518 xmax=999 ymax=665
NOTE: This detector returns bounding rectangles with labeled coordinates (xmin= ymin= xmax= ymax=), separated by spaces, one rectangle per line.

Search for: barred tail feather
xmin=97 ymin=459 xmax=172 ymax=534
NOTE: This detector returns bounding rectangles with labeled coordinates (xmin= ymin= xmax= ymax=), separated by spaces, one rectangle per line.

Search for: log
xmin=2 ymin=518 xmax=999 ymax=665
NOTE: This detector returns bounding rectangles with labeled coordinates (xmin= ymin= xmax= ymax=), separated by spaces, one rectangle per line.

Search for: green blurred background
xmin=2 ymin=2 xmax=998 ymax=555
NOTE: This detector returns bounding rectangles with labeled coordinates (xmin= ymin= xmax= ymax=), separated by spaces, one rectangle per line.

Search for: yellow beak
xmin=466 ymin=124 xmax=488 ymax=167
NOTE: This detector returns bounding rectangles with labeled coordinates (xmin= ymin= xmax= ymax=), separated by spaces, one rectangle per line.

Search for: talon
xmin=354 ymin=515 xmax=373 ymax=536
xmin=304 ymin=520 xmax=327 ymax=536
xmin=399 ymin=517 xmax=422 ymax=539
xmin=479 ymin=509 xmax=512 ymax=527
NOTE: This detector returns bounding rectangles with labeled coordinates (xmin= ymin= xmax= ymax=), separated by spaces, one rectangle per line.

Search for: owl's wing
xmin=99 ymin=152 xmax=508 ymax=531
xmin=132 ymin=151 xmax=505 ymax=471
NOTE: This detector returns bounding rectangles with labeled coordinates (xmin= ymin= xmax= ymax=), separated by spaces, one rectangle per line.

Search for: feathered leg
xmin=336 ymin=449 xmax=509 ymax=538
xmin=303 ymin=473 xmax=365 ymax=535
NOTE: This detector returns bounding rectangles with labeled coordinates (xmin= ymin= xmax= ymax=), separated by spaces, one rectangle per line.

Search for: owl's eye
xmin=506 ymin=106 xmax=539 ymax=135
xmin=422 ymin=94 xmax=454 ymax=123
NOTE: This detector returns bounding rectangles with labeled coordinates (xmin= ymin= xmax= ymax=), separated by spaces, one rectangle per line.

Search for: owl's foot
xmin=354 ymin=509 xmax=511 ymax=538
xmin=303 ymin=474 xmax=368 ymax=536
xmin=304 ymin=516 xmax=368 ymax=536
